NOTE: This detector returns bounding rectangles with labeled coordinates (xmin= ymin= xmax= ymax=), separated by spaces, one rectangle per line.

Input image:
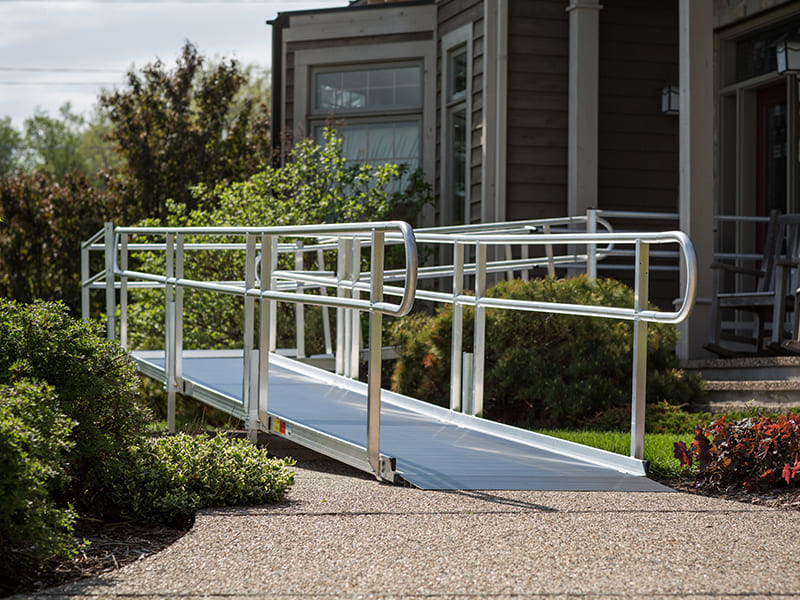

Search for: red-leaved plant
xmin=674 ymin=413 xmax=800 ymax=491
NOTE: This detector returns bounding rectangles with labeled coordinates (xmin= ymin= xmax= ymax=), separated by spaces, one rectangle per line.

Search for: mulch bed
xmin=1 ymin=519 xmax=187 ymax=598
xmin=4 ymin=481 xmax=800 ymax=598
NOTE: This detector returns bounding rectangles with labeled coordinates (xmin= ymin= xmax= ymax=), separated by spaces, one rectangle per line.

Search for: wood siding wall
xmin=437 ymin=0 xmax=484 ymax=225
xmin=598 ymin=0 xmax=679 ymax=215
xmin=505 ymin=0 xmax=570 ymax=221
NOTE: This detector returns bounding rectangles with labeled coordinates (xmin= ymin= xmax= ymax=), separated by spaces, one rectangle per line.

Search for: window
xmin=447 ymin=49 xmax=468 ymax=224
xmin=312 ymin=64 xmax=423 ymax=186
xmin=441 ymin=25 xmax=472 ymax=226
xmin=315 ymin=120 xmax=420 ymax=171
xmin=315 ymin=66 xmax=422 ymax=112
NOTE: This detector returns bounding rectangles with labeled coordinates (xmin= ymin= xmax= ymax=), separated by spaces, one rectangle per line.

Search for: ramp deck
xmin=132 ymin=350 xmax=670 ymax=492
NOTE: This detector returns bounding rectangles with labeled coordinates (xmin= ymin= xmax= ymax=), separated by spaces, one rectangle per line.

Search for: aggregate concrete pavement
xmin=14 ymin=441 xmax=800 ymax=600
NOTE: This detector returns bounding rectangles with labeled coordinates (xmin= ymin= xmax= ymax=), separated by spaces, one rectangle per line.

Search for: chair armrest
xmin=709 ymin=262 xmax=763 ymax=278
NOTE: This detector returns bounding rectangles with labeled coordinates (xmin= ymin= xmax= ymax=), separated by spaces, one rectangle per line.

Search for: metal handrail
xmin=405 ymin=228 xmax=697 ymax=463
xmin=83 ymin=221 xmax=418 ymax=482
xmin=81 ymin=215 xmax=698 ymax=477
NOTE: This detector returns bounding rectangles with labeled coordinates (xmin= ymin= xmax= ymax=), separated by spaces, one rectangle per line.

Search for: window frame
xmin=441 ymin=25 xmax=473 ymax=226
xmin=311 ymin=62 xmax=424 ymax=116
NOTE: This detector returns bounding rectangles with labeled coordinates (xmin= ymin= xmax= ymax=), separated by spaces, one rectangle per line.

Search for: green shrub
xmin=390 ymin=276 xmax=704 ymax=429
xmin=0 ymin=379 xmax=82 ymax=577
xmin=124 ymin=129 xmax=431 ymax=351
xmin=0 ymin=170 xmax=119 ymax=313
xmin=0 ymin=298 xmax=151 ymax=512
xmin=104 ymin=433 xmax=295 ymax=527
xmin=675 ymin=412 xmax=800 ymax=492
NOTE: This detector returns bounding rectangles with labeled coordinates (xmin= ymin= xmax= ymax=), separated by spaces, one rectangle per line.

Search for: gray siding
xmin=597 ymin=0 xmax=679 ymax=214
xmin=505 ymin=0 xmax=570 ymax=221
xmin=437 ymin=0 xmax=484 ymax=225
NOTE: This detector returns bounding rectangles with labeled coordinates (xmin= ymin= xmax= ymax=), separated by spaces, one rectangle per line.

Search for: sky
xmin=0 ymin=0 xmax=347 ymax=128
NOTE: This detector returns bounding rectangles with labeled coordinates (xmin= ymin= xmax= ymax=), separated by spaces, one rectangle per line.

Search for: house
xmin=268 ymin=0 xmax=800 ymax=360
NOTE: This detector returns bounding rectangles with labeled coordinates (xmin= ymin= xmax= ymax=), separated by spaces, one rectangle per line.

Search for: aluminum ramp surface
xmin=132 ymin=350 xmax=670 ymax=492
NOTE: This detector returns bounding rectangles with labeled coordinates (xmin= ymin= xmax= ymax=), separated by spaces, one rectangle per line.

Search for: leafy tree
xmin=0 ymin=116 xmax=22 ymax=176
xmin=126 ymin=129 xmax=431 ymax=351
xmin=21 ymin=104 xmax=88 ymax=180
xmin=0 ymin=170 xmax=120 ymax=311
xmin=99 ymin=42 xmax=271 ymax=221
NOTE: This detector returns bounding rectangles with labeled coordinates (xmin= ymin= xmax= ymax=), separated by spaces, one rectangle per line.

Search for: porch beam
xmin=677 ymin=0 xmax=715 ymax=360
xmin=566 ymin=0 xmax=601 ymax=219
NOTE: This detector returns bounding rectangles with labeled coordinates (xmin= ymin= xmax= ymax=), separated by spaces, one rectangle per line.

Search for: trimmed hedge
xmin=104 ymin=434 xmax=295 ymax=527
xmin=0 ymin=379 xmax=82 ymax=575
xmin=0 ymin=298 xmax=150 ymax=512
xmin=391 ymin=276 xmax=704 ymax=429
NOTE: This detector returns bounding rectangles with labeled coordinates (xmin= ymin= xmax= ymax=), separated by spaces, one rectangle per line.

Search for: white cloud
xmin=0 ymin=0 xmax=347 ymax=125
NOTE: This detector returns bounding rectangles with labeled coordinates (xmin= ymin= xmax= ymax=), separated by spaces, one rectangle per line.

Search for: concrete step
xmin=683 ymin=357 xmax=800 ymax=413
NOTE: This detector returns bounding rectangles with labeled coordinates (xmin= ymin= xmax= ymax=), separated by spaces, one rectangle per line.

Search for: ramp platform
xmin=132 ymin=350 xmax=670 ymax=492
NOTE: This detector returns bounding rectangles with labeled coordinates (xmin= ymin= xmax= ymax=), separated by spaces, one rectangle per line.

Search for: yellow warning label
xmin=272 ymin=419 xmax=286 ymax=435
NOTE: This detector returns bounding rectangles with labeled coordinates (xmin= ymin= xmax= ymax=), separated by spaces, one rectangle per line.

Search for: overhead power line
xmin=0 ymin=81 xmax=120 ymax=86
xmin=0 ymin=67 xmax=126 ymax=73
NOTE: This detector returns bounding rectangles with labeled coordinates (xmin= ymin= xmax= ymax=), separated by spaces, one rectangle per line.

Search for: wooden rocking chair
xmin=706 ymin=211 xmax=800 ymax=357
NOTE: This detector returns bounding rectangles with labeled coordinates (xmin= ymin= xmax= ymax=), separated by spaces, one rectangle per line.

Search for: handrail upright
xmin=120 ymin=234 xmax=129 ymax=349
xmin=165 ymin=232 xmax=176 ymax=433
xmin=367 ymin=229 xmax=385 ymax=478
xmin=104 ymin=222 xmax=115 ymax=340
xmin=631 ymin=240 xmax=650 ymax=460
xmin=472 ymin=242 xmax=488 ymax=417
xmin=243 ymin=233 xmax=258 ymax=442
xmin=258 ymin=234 xmax=276 ymax=428
xmin=449 ymin=242 xmax=466 ymax=412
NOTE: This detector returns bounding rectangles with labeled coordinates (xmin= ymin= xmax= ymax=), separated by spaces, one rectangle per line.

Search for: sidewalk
xmin=15 ymin=441 xmax=800 ymax=600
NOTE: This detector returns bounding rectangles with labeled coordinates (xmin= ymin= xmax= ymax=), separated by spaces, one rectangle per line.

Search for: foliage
xmin=540 ymin=429 xmax=688 ymax=480
xmin=0 ymin=298 xmax=150 ymax=512
xmin=99 ymin=42 xmax=271 ymax=221
xmin=104 ymin=433 xmax=295 ymax=527
xmin=674 ymin=412 xmax=800 ymax=492
xmin=125 ymin=129 xmax=431 ymax=351
xmin=390 ymin=276 xmax=704 ymax=429
xmin=0 ymin=116 xmax=22 ymax=176
xmin=0 ymin=379 xmax=82 ymax=575
xmin=0 ymin=170 xmax=120 ymax=312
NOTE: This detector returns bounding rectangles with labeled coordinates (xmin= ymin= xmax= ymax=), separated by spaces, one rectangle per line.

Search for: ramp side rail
xmin=82 ymin=221 xmax=418 ymax=481
xmin=346 ymin=229 xmax=698 ymax=462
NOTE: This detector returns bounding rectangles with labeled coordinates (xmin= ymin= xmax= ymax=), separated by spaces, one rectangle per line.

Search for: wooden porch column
xmin=677 ymin=0 xmax=715 ymax=360
xmin=567 ymin=0 xmax=601 ymax=218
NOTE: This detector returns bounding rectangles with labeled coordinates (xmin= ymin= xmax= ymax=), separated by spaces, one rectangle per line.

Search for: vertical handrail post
xmin=544 ymin=224 xmax=556 ymax=278
xmin=587 ymin=208 xmax=597 ymax=280
xmin=165 ymin=232 xmax=176 ymax=433
xmin=335 ymin=237 xmax=351 ymax=376
xmin=294 ymin=241 xmax=305 ymax=359
xmin=268 ymin=239 xmax=278 ymax=353
xmin=450 ymin=241 xmax=465 ymax=412
xmin=81 ymin=239 xmax=90 ymax=321
xmin=104 ymin=222 xmax=115 ymax=340
xmin=349 ymin=237 xmax=362 ymax=378
xmin=175 ymin=233 xmax=184 ymax=390
xmin=317 ymin=248 xmax=333 ymax=355
xmin=120 ymin=233 xmax=129 ymax=349
xmin=630 ymin=240 xmax=650 ymax=460
xmin=367 ymin=229 xmax=385 ymax=478
xmin=243 ymin=233 xmax=258 ymax=442
xmin=472 ymin=241 xmax=488 ymax=417
xmin=259 ymin=234 xmax=276 ymax=426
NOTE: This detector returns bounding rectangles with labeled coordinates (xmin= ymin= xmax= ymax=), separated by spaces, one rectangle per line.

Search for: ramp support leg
xmin=630 ymin=241 xmax=649 ymax=460
xmin=367 ymin=230 xmax=384 ymax=479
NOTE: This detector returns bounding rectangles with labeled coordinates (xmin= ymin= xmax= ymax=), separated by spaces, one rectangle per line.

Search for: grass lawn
xmin=536 ymin=429 xmax=693 ymax=480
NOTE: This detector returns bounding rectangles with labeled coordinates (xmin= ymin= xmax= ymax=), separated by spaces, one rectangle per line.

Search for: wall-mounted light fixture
xmin=776 ymin=36 xmax=800 ymax=73
xmin=661 ymin=84 xmax=679 ymax=115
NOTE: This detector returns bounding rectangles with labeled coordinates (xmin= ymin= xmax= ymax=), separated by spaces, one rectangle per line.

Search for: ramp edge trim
xmin=269 ymin=352 xmax=649 ymax=477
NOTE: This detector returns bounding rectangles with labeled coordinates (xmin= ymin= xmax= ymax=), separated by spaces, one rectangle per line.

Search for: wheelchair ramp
xmin=132 ymin=350 xmax=670 ymax=492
